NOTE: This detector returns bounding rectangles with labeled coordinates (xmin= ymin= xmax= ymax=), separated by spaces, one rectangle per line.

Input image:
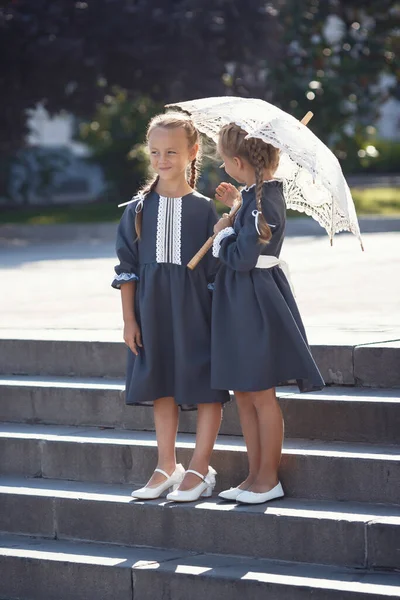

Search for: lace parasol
xmin=167 ymin=96 xmax=363 ymax=247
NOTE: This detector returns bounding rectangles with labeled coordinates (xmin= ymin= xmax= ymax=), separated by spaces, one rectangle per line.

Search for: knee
xmin=235 ymin=391 xmax=253 ymax=409
xmin=252 ymin=388 xmax=277 ymax=409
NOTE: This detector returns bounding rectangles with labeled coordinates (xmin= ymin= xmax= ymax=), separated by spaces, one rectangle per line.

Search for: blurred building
xmin=6 ymin=106 xmax=106 ymax=206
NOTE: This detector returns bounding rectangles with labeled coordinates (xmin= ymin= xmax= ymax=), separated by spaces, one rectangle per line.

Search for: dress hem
xmin=125 ymin=398 xmax=231 ymax=412
xmin=211 ymin=379 xmax=324 ymax=394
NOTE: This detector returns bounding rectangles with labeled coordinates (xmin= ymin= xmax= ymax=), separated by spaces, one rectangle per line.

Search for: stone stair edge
xmin=1 ymin=534 xmax=400 ymax=600
xmin=0 ymin=422 xmax=399 ymax=454
xmin=1 ymin=475 xmax=399 ymax=519
xmin=1 ymin=423 xmax=399 ymax=502
xmin=2 ymin=378 xmax=399 ymax=444
xmin=1 ymin=375 xmax=400 ymax=399
xmin=1 ymin=336 xmax=399 ymax=387
xmin=1 ymin=482 xmax=399 ymax=570
xmin=1 ymin=335 xmax=399 ymax=349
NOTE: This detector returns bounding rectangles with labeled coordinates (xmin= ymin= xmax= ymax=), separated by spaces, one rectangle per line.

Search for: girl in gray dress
xmin=112 ymin=112 xmax=229 ymax=502
xmin=211 ymin=123 xmax=324 ymax=505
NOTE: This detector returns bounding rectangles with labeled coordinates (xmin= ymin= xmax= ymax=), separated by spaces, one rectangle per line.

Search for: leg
xmin=250 ymin=387 xmax=284 ymax=493
xmin=234 ymin=391 xmax=261 ymax=489
xmin=178 ymin=402 xmax=222 ymax=491
xmin=146 ymin=396 xmax=179 ymax=487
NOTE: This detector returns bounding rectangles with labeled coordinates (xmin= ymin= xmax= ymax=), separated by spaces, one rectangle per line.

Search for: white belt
xmin=255 ymin=255 xmax=295 ymax=296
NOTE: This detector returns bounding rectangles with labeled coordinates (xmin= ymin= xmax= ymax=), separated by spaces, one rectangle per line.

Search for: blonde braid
xmin=135 ymin=174 xmax=159 ymax=239
xmin=247 ymin=139 xmax=272 ymax=244
xmin=189 ymin=157 xmax=197 ymax=189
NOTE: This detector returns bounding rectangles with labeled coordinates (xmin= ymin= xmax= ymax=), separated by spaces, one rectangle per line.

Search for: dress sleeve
xmin=111 ymin=205 xmax=140 ymax=289
xmin=212 ymin=201 xmax=262 ymax=271
xmin=204 ymin=202 xmax=221 ymax=286
xmin=213 ymin=185 xmax=284 ymax=272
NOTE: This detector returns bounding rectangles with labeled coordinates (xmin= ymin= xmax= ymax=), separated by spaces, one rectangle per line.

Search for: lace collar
xmin=243 ymin=179 xmax=281 ymax=192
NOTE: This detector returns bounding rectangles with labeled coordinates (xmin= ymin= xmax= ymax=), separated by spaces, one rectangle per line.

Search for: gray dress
xmin=112 ymin=190 xmax=230 ymax=410
xmin=211 ymin=181 xmax=324 ymax=393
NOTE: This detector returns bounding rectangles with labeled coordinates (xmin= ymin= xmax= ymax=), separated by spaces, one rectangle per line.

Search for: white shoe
xmin=166 ymin=467 xmax=217 ymax=502
xmin=218 ymin=486 xmax=246 ymax=501
xmin=236 ymin=482 xmax=284 ymax=505
xmin=131 ymin=464 xmax=185 ymax=500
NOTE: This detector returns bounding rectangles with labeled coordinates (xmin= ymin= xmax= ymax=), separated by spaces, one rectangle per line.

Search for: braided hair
xmin=135 ymin=112 xmax=202 ymax=239
xmin=189 ymin=156 xmax=199 ymax=189
xmin=218 ymin=124 xmax=279 ymax=244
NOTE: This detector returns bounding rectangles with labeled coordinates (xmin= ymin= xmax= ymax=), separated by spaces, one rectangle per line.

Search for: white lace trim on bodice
xmin=156 ymin=196 xmax=183 ymax=264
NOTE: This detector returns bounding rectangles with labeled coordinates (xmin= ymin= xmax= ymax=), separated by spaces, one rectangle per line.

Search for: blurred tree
xmin=0 ymin=0 xmax=398 ymax=199
xmin=0 ymin=0 xmax=278 ymax=153
xmin=77 ymin=91 xmax=159 ymax=201
xmin=8 ymin=147 xmax=70 ymax=204
xmin=262 ymin=0 xmax=400 ymax=164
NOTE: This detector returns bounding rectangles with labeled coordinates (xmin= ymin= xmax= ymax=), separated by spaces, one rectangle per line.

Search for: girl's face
xmin=148 ymin=126 xmax=197 ymax=182
xmin=218 ymin=144 xmax=246 ymax=185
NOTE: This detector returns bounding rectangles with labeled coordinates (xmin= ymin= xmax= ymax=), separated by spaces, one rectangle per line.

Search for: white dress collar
xmin=244 ymin=179 xmax=280 ymax=191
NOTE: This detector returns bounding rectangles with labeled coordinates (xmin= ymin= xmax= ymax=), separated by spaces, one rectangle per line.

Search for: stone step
xmin=0 ymin=424 xmax=399 ymax=504
xmin=1 ymin=376 xmax=399 ymax=444
xmin=1 ymin=534 xmax=399 ymax=600
xmin=0 ymin=337 xmax=399 ymax=387
xmin=0 ymin=476 xmax=398 ymax=570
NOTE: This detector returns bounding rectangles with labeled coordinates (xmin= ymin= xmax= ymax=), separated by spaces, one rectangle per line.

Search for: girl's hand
xmin=214 ymin=215 xmax=233 ymax=234
xmin=215 ymin=182 xmax=240 ymax=208
xmin=123 ymin=319 xmax=142 ymax=356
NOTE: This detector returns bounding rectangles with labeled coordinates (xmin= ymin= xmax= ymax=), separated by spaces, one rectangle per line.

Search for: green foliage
xmin=0 ymin=201 xmax=121 ymax=225
xmin=1 ymin=0 xmax=398 ymax=202
xmin=77 ymin=91 xmax=160 ymax=202
xmin=0 ymin=0 xmax=276 ymax=163
xmin=264 ymin=0 xmax=399 ymax=150
xmin=1 ymin=187 xmax=398 ymax=225
xmin=339 ymin=135 xmax=400 ymax=174
xmin=351 ymin=187 xmax=400 ymax=214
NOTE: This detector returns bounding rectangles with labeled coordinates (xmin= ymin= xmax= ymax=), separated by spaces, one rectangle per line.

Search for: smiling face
xmin=148 ymin=126 xmax=198 ymax=183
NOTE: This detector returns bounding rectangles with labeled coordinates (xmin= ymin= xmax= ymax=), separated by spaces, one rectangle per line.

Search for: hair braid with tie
xmin=189 ymin=156 xmax=198 ymax=189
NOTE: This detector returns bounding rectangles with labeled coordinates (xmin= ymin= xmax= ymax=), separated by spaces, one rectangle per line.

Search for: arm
xmin=212 ymin=207 xmax=264 ymax=272
xmin=213 ymin=185 xmax=284 ymax=271
xmin=111 ymin=205 xmax=140 ymax=289
xmin=112 ymin=204 xmax=142 ymax=355
xmin=121 ymin=281 xmax=142 ymax=356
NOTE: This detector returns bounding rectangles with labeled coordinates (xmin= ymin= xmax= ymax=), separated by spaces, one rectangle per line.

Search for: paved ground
xmin=0 ymin=223 xmax=399 ymax=345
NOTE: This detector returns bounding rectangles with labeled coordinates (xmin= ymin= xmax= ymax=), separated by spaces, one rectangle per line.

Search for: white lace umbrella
xmin=167 ymin=96 xmax=363 ymax=247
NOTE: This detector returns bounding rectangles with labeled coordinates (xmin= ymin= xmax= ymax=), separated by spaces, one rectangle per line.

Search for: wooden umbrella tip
xmin=301 ymin=111 xmax=314 ymax=126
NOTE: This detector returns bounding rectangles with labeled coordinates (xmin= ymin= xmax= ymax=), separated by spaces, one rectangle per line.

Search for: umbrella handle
xmin=187 ymin=202 xmax=241 ymax=270
xmin=301 ymin=111 xmax=313 ymax=126
xmin=187 ymin=111 xmax=314 ymax=270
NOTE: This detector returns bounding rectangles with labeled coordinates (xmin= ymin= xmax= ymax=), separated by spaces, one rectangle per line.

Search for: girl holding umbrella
xmin=169 ymin=97 xmax=362 ymax=505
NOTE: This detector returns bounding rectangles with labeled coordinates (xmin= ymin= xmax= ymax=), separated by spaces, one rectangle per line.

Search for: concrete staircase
xmin=0 ymin=337 xmax=399 ymax=599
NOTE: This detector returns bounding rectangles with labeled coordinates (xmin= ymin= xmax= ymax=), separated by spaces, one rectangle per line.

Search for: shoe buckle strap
xmin=186 ymin=469 xmax=208 ymax=483
xmin=154 ymin=467 xmax=170 ymax=479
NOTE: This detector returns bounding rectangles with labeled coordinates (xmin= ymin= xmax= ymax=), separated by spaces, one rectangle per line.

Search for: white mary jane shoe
xmin=131 ymin=464 xmax=185 ymax=500
xmin=218 ymin=486 xmax=246 ymax=501
xmin=236 ymin=482 xmax=284 ymax=505
xmin=166 ymin=467 xmax=217 ymax=502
